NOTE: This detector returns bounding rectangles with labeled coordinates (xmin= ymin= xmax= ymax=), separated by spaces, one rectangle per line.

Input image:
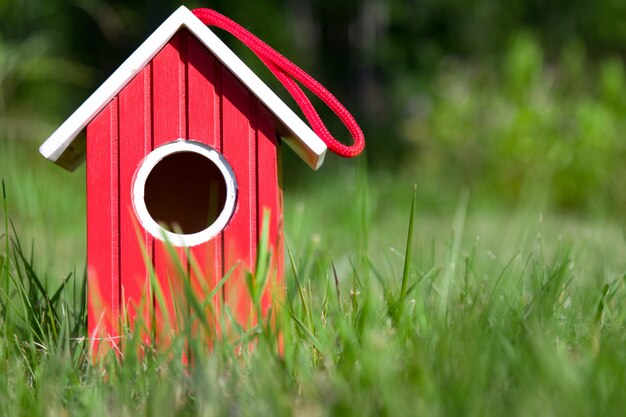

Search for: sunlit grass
xmin=1 ymin=158 xmax=626 ymax=415
xmin=3 ymin=3 xmax=626 ymax=414
xmin=0 ymin=138 xmax=85 ymax=278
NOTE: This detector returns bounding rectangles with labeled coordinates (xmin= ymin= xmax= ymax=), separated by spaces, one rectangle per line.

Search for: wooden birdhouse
xmin=39 ymin=6 xmax=327 ymax=350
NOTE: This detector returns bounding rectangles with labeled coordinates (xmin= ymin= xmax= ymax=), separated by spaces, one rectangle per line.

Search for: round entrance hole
xmin=144 ymin=151 xmax=226 ymax=234
xmin=132 ymin=140 xmax=237 ymax=247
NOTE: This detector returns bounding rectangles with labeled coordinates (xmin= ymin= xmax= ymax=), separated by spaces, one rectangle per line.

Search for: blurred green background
xmin=1 ymin=0 xmax=626 ymax=275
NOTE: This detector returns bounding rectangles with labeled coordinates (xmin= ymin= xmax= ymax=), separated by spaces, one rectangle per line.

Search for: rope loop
xmin=192 ymin=8 xmax=365 ymax=158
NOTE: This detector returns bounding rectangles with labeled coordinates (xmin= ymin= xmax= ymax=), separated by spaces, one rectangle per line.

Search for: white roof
xmin=39 ymin=6 xmax=327 ymax=171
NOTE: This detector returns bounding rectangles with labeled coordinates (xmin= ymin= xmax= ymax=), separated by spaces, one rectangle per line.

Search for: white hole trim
xmin=132 ymin=140 xmax=237 ymax=247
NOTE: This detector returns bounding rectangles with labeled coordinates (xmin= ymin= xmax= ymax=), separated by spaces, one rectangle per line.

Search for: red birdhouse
xmin=39 ymin=6 xmax=327 ymax=351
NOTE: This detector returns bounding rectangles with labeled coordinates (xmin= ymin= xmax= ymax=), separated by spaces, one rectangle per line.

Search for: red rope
xmin=192 ymin=8 xmax=365 ymax=158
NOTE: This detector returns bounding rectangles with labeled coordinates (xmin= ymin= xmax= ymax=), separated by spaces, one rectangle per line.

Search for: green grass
xmin=4 ymin=7 xmax=626 ymax=415
xmin=0 ymin=138 xmax=85 ymax=279
xmin=1 ymin=146 xmax=626 ymax=416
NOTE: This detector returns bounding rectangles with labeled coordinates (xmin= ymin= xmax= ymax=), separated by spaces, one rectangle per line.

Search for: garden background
xmin=2 ymin=1 xmax=626 ymax=415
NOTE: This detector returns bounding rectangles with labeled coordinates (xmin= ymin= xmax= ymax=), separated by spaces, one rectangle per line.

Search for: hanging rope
xmin=192 ymin=8 xmax=365 ymax=158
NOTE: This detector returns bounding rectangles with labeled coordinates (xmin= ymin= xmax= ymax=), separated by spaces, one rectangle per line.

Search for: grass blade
xmin=399 ymin=185 xmax=417 ymax=304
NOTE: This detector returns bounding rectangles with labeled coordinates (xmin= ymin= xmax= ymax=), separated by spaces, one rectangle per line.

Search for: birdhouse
xmin=39 ymin=6 xmax=327 ymax=350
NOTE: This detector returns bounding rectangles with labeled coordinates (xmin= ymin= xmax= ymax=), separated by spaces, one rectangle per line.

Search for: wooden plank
xmin=221 ymin=68 xmax=257 ymax=332
xmin=186 ymin=35 xmax=223 ymax=339
xmin=86 ymin=100 xmax=120 ymax=357
xmin=151 ymin=30 xmax=189 ymax=341
xmin=256 ymin=102 xmax=284 ymax=319
xmin=118 ymin=65 xmax=152 ymax=340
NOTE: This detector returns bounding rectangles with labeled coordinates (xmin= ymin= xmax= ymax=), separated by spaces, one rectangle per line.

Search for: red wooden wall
xmin=86 ymin=29 xmax=283 ymax=354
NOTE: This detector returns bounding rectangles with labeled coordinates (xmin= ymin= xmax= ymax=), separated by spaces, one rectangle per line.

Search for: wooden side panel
xmin=186 ymin=35 xmax=223 ymax=335
xmin=118 ymin=65 xmax=152 ymax=337
xmin=87 ymin=101 xmax=120 ymax=355
xmin=256 ymin=102 xmax=284 ymax=318
xmin=86 ymin=28 xmax=285 ymax=351
xmin=152 ymin=31 xmax=189 ymax=339
xmin=184 ymin=34 xmax=284 ymax=333
xmin=221 ymin=69 xmax=258 ymax=330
